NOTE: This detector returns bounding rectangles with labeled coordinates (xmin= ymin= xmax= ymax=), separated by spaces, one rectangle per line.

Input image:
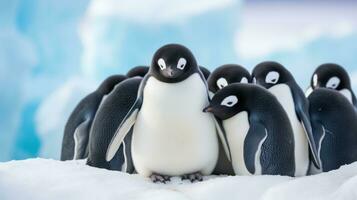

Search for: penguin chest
xmin=132 ymin=74 xmax=218 ymax=176
xmin=223 ymin=111 xmax=253 ymax=175
xmin=269 ymin=84 xmax=309 ymax=176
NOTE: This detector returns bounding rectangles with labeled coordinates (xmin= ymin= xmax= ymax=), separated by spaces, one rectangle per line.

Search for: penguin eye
xmin=177 ymin=58 xmax=187 ymax=70
xmin=157 ymin=58 xmax=166 ymax=70
xmin=265 ymin=71 xmax=279 ymax=84
xmin=313 ymin=74 xmax=318 ymax=87
xmin=216 ymin=77 xmax=228 ymax=89
xmin=221 ymin=95 xmax=238 ymax=107
xmin=326 ymin=76 xmax=340 ymax=89
xmin=240 ymin=77 xmax=248 ymax=84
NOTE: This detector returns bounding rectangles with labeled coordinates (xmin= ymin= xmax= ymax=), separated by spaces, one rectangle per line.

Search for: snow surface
xmin=1 ymin=159 xmax=357 ymax=200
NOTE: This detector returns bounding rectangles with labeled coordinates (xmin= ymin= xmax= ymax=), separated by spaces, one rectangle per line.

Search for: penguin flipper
xmin=244 ymin=122 xmax=268 ymax=175
xmin=106 ymin=106 xmax=139 ymax=162
xmin=310 ymin=121 xmax=325 ymax=169
xmin=213 ymin=117 xmax=232 ymax=161
xmin=73 ymin=119 xmax=91 ymax=160
xmin=106 ymin=75 xmax=148 ymax=162
xmin=291 ymin=86 xmax=321 ymax=169
xmin=297 ymin=107 xmax=321 ymax=169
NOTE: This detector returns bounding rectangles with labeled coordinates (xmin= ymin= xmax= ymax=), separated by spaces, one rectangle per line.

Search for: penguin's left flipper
xmin=73 ymin=119 xmax=91 ymax=159
xmin=213 ymin=117 xmax=232 ymax=161
xmin=243 ymin=122 xmax=267 ymax=175
xmin=297 ymin=107 xmax=321 ymax=169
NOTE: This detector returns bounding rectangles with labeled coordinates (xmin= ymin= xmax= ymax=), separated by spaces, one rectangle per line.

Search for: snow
xmin=1 ymin=159 xmax=357 ymax=200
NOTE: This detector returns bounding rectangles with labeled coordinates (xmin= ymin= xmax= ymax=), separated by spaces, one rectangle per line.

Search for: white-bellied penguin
xmin=105 ymin=44 xmax=230 ymax=183
xmin=204 ymin=83 xmax=295 ymax=176
xmin=207 ymin=64 xmax=251 ymax=96
xmin=306 ymin=63 xmax=357 ymax=109
xmin=252 ymin=61 xmax=321 ymax=176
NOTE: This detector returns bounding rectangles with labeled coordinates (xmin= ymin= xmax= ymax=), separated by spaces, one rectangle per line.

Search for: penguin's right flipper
xmin=105 ymin=105 xmax=140 ymax=161
xmin=106 ymin=76 xmax=148 ymax=162
xmin=73 ymin=119 xmax=91 ymax=160
xmin=244 ymin=122 xmax=268 ymax=175
xmin=297 ymin=107 xmax=321 ymax=169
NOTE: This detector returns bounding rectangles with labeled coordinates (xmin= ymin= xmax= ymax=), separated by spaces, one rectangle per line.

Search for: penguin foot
xmin=150 ymin=174 xmax=171 ymax=183
xmin=181 ymin=172 xmax=203 ymax=182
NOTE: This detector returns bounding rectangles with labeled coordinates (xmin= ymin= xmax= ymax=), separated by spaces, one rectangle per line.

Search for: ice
xmin=1 ymin=159 xmax=357 ymax=200
xmin=35 ymin=78 xmax=96 ymax=159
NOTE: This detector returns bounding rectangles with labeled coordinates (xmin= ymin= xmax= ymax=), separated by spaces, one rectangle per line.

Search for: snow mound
xmin=0 ymin=159 xmax=357 ymax=200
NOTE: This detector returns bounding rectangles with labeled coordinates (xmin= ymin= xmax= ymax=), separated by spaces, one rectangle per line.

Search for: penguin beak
xmin=162 ymin=66 xmax=181 ymax=79
xmin=203 ymin=106 xmax=213 ymax=113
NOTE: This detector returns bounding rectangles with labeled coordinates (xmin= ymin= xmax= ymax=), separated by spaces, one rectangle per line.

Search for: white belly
xmin=223 ymin=111 xmax=254 ymax=175
xmin=131 ymin=74 xmax=218 ymax=177
xmin=269 ymin=84 xmax=309 ymax=176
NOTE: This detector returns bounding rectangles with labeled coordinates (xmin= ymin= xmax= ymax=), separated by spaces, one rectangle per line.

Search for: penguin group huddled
xmin=61 ymin=44 xmax=357 ymax=183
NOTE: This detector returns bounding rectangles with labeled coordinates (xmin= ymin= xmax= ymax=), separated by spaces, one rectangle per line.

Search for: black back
xmin=208 ymin=64 xmax=251 ymax=93
xmin=199 ymin=66 xmax=211 ymax=80
xmin=126 ymin=66 xmax=149 ymax=78
xmin=309 ymin=88 xmax=357 ymax=172
xmin=86 ymin=77 xmax=142 ymax=171
xmin=60 ymin=75 xmax=126 ymax=161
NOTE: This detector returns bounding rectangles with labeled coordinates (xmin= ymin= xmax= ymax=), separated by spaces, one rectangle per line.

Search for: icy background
xmin=0 ymin=0 xmax=357 ymax=161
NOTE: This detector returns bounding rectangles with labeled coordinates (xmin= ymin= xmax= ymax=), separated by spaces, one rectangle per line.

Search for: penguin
xmin=86 ymin=77 xmax=142 ymax=172
xmin=308 ymin=88 xmax=357 ymax=172
xmin=252 ymin=61 xmax=321 ymax=176
xmin=206 ymin=64 xmax=251 ymax=175
xmin=105 ymin=44 xmax=230 ymax=183
xmin=199 ymin=66 xmax=211 ymax=80
xmin=203 ymin=83 xmax=295 ymax=176
xmin=207 ymin=64 xmax=251 ymax=95
xmin=61 ymin=75 xmax=127 ymax=161
xmin=306 ymin=63 xmax=357 ymax=109
xmin=126 ymin=66 xmax=149 ymax=78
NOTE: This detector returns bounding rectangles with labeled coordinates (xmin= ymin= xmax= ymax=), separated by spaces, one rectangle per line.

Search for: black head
xmin=126 ymin=66 xmax=149 ymax=78
xmin=208 ymin=64 xmax=251 ymax=93
xmin=310 ymin=63 xmax=351 ymax=91
xmin=252 ymin=61 xmax=294 ymax=89
xmin=150 ymin=44 xmax=198 ymax=83
xmin=203 ymin=83 xmax=254 ymax=120
xmin=97 ymin=75 xmax=127 ymax=95
xmin=199 ymin=66 xmax=211 ymax=80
